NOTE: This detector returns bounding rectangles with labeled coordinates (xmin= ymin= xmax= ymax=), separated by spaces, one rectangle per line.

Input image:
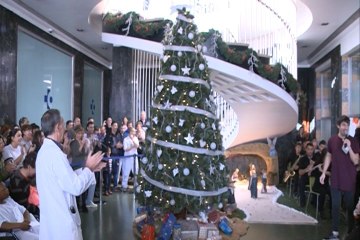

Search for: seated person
xmin=0 ymin=182 xmax=39 ymax=240
xmin=0 ymin=158 xmax=16 ymax=183
xmin=9 ymin=152 xmax=39 ymax=218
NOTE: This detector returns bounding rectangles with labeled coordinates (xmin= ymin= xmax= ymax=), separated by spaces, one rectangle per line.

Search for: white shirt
xmin=2 ymin=145 xmax=25 ymax=167
xmin=0 ymin=197 xmax=26 ymax=227
xmin=0 ymin=197 xmax=40 ymax=239
xmin=20 ymin=139 xmax=32 ymax=153
xmin=36 ymin=138 xmax=93 ymax=240
xmin=123 ymin=136 xmax=139 ymax=157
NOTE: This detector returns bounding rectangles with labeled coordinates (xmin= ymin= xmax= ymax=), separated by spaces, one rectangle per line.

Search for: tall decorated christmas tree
xmin=136 ymin=8 xmax=229 ymax=214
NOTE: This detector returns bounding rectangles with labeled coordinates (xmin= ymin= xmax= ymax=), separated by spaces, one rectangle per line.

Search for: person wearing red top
xmin=320 ymin=115 xmax=360 ymax=240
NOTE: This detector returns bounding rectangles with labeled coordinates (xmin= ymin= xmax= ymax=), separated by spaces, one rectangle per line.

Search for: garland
xmin=102 ymin=11 xmax=306 ymax=104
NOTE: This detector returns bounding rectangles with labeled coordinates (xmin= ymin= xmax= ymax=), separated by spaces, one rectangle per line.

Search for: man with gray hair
xmin=36 ymin=109 xmax=105 ymax=240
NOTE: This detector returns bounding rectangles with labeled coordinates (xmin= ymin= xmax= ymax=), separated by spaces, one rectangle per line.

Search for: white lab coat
xmin=36 ymin=138 xmax=93 ymax=240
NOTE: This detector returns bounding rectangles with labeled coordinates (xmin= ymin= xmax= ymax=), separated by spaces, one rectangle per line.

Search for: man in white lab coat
xmin=36 ymin=109 xmax=104 ymax=240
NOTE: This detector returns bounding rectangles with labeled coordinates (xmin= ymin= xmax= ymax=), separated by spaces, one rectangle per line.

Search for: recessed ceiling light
xmin=321 ymin=22 xmax=329 ymax=26
xmin=76 ymin=28 xmax=84 ymax=32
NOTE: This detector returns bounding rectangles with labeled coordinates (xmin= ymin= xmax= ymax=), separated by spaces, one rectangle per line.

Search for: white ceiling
xmin=297 ymin=0 xmax=359 ymax=65
xmin=2 ymin=0 xmax=359 ymax=69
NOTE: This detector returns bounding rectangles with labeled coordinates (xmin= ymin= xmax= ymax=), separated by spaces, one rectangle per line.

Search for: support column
xmin=110 ymin=47 xmax=133 ymax=123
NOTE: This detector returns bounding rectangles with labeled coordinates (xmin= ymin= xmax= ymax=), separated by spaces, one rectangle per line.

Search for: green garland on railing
xmin=102 ymin=11 xmax=304 ymax=103
xmin=103 ymin=12 xmax=172 ymax=42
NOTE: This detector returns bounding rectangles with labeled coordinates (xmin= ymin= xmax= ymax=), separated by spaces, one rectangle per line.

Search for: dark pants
xmin=354 ymin=171 xmax=360 ymax=209
xmin=299 ymin=175 xmax=308 ymax=207
xmin=293 ymin=172 xmax=299 ymax=196
xmin=331 ymin=188 xmax=354 ymax=233
xmin=313 ymin=184 xmax=331 ymax=212
xmin=345 ymin=225 xmax=360 ymax=240
xmin=249 ymin=177 xmax=257 ymax=198
xmin=111 ymin=159 xmax=120 ymax=189
xmin=261 ymin=178 xmax=267 ymax=193
xmin=103 ymin=162 xmax=111 ymax=192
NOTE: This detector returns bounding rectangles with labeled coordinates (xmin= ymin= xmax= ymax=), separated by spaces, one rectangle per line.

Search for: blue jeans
xmin=86 ymin=184 xmax=96 ymax=205
xmin=331 ymin=188 xmax=354 ymax=233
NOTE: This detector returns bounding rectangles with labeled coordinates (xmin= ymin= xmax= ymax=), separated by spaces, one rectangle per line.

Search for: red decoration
xmin=141 ymin=224 xmax=155 ymax=240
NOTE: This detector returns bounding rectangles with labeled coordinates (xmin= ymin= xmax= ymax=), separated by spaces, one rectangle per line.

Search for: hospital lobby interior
xmin=0 ymin=0 xmax=359 ymax=240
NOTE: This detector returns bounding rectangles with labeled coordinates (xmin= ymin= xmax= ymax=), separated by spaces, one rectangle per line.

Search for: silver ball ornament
xmin=188 ymin=32 xmax=194 ymax=40
xmin=199 ymin=64 xmax=205 ymax=71
xmin=189 ymin=91 xmax=195 ymax=98
xmin=165 ymin=126 xmax=172 ymax=133
xmin=141 ymin=157 xmax=148 ymax=164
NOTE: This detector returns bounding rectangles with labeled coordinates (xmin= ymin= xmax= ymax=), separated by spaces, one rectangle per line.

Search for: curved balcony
xmin=102 ymin=33 xmax=298 ymax=149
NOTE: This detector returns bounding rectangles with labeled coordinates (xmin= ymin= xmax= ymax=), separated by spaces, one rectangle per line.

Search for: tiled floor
xmin=80 ymin=192 xmax=348 ymax=240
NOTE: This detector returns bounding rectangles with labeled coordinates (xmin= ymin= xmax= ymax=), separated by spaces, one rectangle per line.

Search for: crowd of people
xmin=0 ymin=111 xmax=358 ymax=240
xmin=285 ymin=115 xmax=360 ymax=240
xmin=0 ymin=111 xmax=147 ymax=239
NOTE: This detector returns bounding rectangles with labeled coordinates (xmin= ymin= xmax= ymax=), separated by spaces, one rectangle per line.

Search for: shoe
xmin=323 ymin=232 xmax=339 ymax=240
xmin=86 ymin=202 xmax=98 ymax=208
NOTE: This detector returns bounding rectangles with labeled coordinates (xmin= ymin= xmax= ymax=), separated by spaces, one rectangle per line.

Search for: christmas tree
xmin=136 ymin=8 xmax=229 ymax=214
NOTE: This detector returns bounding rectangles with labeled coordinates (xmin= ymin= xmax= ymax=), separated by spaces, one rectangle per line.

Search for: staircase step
xmin=257 ymin=53 xmax=271 ymax=65
xmin=227 ymin=42 xmax=249 ymax=52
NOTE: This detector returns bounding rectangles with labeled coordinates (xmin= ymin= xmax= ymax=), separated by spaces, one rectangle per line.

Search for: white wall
xmin=308 ymin=18 xmax=360 ymax=66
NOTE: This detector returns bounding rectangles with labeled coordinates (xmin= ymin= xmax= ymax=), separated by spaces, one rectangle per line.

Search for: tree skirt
xmin=234 ymin=182 xmax=318 ymax=225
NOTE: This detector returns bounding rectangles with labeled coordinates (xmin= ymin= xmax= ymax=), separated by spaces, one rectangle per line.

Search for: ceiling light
xmin=320 ymin=22 xmax=329 ymax=26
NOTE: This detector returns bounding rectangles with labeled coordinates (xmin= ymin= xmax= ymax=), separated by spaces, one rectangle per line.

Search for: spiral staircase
xmin=102 ymin=33 xmax=298 ymax=149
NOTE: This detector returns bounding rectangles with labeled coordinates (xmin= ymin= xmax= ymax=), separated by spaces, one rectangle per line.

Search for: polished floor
xmin=80 ymin=191 xmax=348 ymax=240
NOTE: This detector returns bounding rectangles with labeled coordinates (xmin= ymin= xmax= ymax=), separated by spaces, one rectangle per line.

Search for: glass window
xmin=17 ymin=30 xmax=73 ymax=124
xmin=82 ymin=64 xmax=103 ymax=126
xmin=348 ymin=52 xmax=360 ymax=115
xmin=315 ymin=61 xmax=333 ymax=142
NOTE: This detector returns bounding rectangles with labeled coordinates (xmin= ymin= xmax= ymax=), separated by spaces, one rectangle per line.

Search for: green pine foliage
xmin=136 ymin=8 xmax=229 ymax=214
xmin=103 ymin=12 xmax=302 ymax=100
